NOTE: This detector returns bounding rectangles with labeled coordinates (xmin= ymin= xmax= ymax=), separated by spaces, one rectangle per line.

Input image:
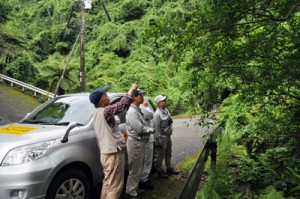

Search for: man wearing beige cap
xmin=153 ymin=95 xmax=179 ymax=179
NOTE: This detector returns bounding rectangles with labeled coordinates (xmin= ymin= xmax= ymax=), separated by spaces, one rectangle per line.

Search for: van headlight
xmin=1 ymin=140 xmax=55 ymax=166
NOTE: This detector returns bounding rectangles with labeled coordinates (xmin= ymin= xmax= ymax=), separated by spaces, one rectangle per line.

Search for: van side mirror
xmin=61 ymin=122 xmax=78 ymax=143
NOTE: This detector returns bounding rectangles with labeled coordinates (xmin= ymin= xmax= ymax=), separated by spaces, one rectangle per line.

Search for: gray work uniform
xmin=153 ymin=107 xmax=173 ymax=172
xmin=139 ymin=104 xmax=155 ymax=183
xmin=126 ymin=104 xmax=154 ymax=196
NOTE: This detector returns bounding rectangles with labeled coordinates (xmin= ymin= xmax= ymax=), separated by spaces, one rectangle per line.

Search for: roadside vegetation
xmin=0 ymin=0 xmax=299 ymax=198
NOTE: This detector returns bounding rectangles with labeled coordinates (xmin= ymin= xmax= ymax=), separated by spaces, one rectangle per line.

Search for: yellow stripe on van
xmin=0 ymin=126 xmax=37 ymax=136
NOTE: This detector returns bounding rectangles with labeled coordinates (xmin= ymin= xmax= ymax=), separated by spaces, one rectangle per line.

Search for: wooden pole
xmin=80 ymin=1 xmax=85 ymax=92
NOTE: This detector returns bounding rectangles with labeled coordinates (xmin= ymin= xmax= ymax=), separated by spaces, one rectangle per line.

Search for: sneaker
xmin=125 ymin=194 xmax=138 ymax=199
xmin=158 ymin=171 xmax=168 ymax=179
xmin=166 ymin=168 xmax=179 ymax=175
xmin=125 ymin=190 xmax=144 ymax=199
xmin=137 ymin=189 xmax=145 ymax=195
xmin=139 ymin=180 xmax=154 ymax=190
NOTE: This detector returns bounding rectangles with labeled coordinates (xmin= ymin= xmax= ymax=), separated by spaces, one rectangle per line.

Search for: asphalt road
xmin=0 ymin=83 xmax=41 ymax=125
xmin=171 ymin=117 xmax=212 ymax=165
xmin=0 ymin=83 xmax=211 ymax=166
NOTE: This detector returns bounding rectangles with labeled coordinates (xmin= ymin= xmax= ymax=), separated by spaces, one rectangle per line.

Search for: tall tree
xmin=146 ymin=0 xmax=300 ymax=110
xmin=145 ymin=0 xmax=300 ymax=197
xmin=0 ymin=0 xmax=24 ymax=72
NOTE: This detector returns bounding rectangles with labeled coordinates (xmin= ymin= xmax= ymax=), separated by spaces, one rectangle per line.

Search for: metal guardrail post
xmin=177 ymin=126 xmax=221 ymax=199
xmin=208 ymin=139 xmax=217 ymax=170
xmin=177 ymin=142 xmax=210 ymax=199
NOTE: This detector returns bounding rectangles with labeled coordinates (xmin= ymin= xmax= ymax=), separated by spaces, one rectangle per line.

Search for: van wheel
xmin=46 ymin=168 xmax=91 ymax=199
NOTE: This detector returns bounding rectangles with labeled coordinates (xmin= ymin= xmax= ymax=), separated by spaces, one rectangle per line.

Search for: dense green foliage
xmin=144 ymin=0 xmax=300 ymax=198
xmin=0 ymin=0 xmax=192 ymax=111
xmin=0 ymin=0 xmax=299 ymax=198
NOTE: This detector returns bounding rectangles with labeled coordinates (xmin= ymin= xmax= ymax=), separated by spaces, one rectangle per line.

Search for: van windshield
xmin=21 ymin=96 xmax=95 ymax=126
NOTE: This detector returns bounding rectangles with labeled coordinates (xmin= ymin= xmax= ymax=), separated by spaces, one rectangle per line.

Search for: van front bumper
xmin=0 ymin=158 xmax=56 ymax=199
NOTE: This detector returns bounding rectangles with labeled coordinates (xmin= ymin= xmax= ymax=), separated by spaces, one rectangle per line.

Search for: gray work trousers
xmin=126 ymin=139 xmax=146 ymax=196
xmin=155 ymin=135 xmax=172 ymax=172
xmin=140 ymin=141 xmax=154 ymax=182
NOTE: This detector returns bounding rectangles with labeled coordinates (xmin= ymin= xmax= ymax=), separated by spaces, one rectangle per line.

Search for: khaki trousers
xmin=100 ymin=150 xmax=125 ymax=199
xmin=126 ymin=139 xmax=146 ymax=196
xmin=155 ymin=136 xmax=172 ymax=172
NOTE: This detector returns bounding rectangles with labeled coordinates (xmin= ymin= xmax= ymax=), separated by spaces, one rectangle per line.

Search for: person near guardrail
xmin=125 ymin=89 xmax=155 ymax=198
xmin=153 ymin=95 xmax=179 ymax=179
xmin=138 ymin=99 xmax=155 ymax=190
xmin=89 ymin=82 xmax=138 ymax=199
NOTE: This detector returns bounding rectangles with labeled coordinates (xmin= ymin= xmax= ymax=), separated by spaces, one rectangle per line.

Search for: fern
xmin=258 ymin=186 xmax=285 ymax=199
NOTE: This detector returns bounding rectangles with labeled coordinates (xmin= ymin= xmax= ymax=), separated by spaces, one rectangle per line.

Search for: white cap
xmin=154 ymin=95 xmax=167 ymax=105
xmin=140 ymin=104 xmax=154 ymax=120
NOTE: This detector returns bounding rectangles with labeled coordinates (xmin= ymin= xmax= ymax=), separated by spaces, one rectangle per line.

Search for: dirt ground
xmin=141 ymin=174 xmax=187 ymax=199
xmin=121 ymin=172 xmax=188 ymax=199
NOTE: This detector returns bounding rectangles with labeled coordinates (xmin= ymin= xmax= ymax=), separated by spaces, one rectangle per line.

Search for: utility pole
xmin=80 ymin=0 xmax=85 ymax=92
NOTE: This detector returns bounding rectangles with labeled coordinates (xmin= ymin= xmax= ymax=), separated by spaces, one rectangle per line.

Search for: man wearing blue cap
xmin=89 ymin=82 xmax=138 ymax=199
xmin=125 ymin=89 xmax=155 ymax=198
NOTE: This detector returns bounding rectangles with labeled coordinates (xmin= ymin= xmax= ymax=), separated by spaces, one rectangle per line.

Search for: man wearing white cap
xmin=153 ymin=95 xmax=179 ymax=179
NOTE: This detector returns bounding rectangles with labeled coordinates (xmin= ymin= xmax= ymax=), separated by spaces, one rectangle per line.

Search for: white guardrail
xmin=0 ymin=74 xmax=55 ymax=99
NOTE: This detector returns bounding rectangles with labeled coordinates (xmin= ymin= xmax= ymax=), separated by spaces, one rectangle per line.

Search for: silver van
xmin=0 ymin=92 xmax=153 ymax=199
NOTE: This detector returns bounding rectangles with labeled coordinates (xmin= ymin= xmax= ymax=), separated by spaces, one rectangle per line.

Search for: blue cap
xmin=89 ymin=86 xmax=110 ymax=106
xmin=133 ymin=89 xmax=146 ymax=97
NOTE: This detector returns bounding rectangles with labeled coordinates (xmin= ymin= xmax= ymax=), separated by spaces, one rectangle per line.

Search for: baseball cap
xmin=89 ymin=86 xmax=110 ymax=106
xmin=133 ymin=89 xmax=146 ymax=97
xmin=154 ymin=95 xmax=167 ymax=104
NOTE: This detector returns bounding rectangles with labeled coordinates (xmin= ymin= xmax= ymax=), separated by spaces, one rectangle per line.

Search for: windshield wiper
xmin=55 ymin=122 xmax=84 ymax=126
xmin=20 ymin=120 xmax=51 ymax=124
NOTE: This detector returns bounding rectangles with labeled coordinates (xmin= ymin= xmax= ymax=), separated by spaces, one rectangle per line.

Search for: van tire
xmin=46 ymin=168 xmax=91 ymax=199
